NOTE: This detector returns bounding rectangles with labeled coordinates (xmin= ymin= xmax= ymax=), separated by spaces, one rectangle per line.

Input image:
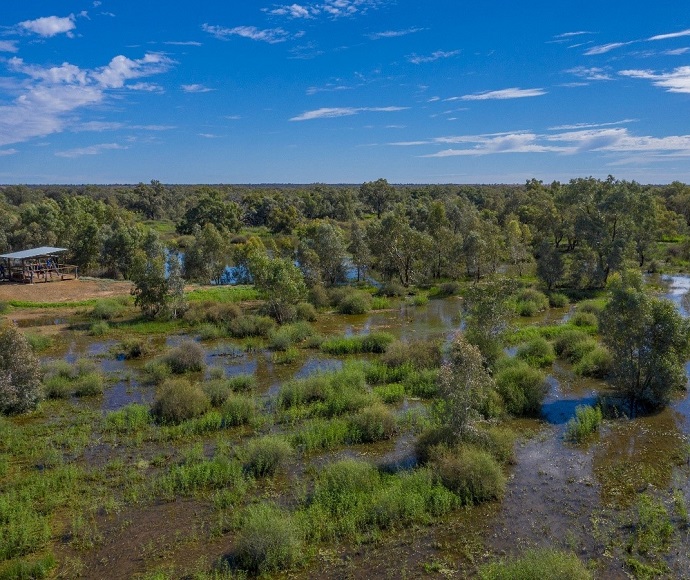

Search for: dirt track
xmin=0 ymin=277 xmax=133 ymax=303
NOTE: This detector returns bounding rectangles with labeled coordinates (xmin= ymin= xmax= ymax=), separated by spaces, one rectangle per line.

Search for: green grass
xmin=8 ymin=299 xmax=98 ymax=309
xmin=186 ymin=285 xmax=260 ymax=303
xmin=565 ymin=405 xmax=603 ymax=443
xmin=478 ymin=548 xmax=592 ymax=580
xmin=320 ymin=332 xmax=394 ymax=355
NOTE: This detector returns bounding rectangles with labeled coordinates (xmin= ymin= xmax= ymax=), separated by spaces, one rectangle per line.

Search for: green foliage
xmin=434 ymin=281 xmax=461 ymax=297
xmin=565 ymin=405 xmax=603 ymax=442
xmin=378 ymin=280 xmax=406 ymax=297
xmin=373 ymin=382 xmax=405 ymax=403
xmin=337 ymin=291 xmax=372 ymax=315
xmin=228 ymin=315 xmax=276 ymax=338
xmin=151 ymin=379 xmax=210 ymax=424
xmin=516 ymin=337 xmax=556 ymax=368
xmin=90 ymin=299 xmax=125 ymax=320
xmin=514 ymin=288 xmax=549 ymax=317
xmin=41 ymin=359 xmax=103 ymax=399
xmin=291 ymin=418 xmax=351 ymax=452
xmin=24 ymin=333 xmax=52 ymax=353
xmin=370 ymin=296 xmax=391 ymax=310
xmin=0 ymin=553 xmax=56 ymax=579
xmin=0 ymin=324 xmax=42 ymax=414
xmin=349 ymin=404 xmax=396 ymax=443
xmin=478 ymin=548 xmax=592 ymax=580
xmin=243 ymin=435 xmax=293 ymax=477
xmin=163 ymin=340 xmax=206 ymax=374
xmin=573 ymin=345 xmax=612 ymax=378
xmin=570 ymin=311 xmax=598 ymax=328
xmin=548 ymin=293 xmax=569 ymax=308
xmin=186 ymin=286 xmax=258 ymax=304
xmin=220 ymin=393 xmax=257 ymax=426
xmin=495 ymin=359 xmax=547 ymax=416
xmin=553 ymin=329 xmax=596 ymax=363
xmin=88 ymin=320 xmax=110 ymax=336
xmin=381 ymin=338 xmax=443 ymax=369
xmin=157 ymin=455 xmax=248 ymax=498
xmin=177 ymin=188 xmax=242 ymax=235
xmin=268 ymin=321 xmax=314 ymax=350
xmin=403 ymin=368 xmax=439 ymax=398
xmin=433 ymin=445 xmax=506 ymax=505
xmin=295 ymin=302 xmax=317 ymax=321
xmin=629 ymin=494 xmax=674 ymax=557
xmin=104 ymin=404 xmax=151 ymax=433
xmin=320 ymin=332 xmax=394 ymax=354
xmin=235 ymin=503 xmax=303 ymax=574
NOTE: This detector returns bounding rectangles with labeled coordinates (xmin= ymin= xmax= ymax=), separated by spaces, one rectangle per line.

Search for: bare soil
xmin=0 ymin=278 xmax=133 ymax=303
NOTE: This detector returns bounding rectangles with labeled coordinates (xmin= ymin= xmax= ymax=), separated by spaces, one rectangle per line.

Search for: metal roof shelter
xmin=0 ymin=246 xmax=77 ymax=284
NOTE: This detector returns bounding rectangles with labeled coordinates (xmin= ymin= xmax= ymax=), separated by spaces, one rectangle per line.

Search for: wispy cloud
xmin=306 ymin=83 xmax=353 ymax=95
xmin=266 ymin=1 xmax=384 ymax=20
xmin=648 ymin=29 xmax=690 ymax=41
xmin=182 ymin=83 xmax=214 ymax=93
xmin=55 ymin=143 xmax=126 ymax=158
xmin=19 ymin=14 xmax=77 ymax=38
xmin=368 ymin=27 xmax=423 ymax=40
xmin=202 ymin=23 xmax=292 ymax=44
xmin=620 ymin=66 xmax=690 ymax=94
xmin=407 ymin=50 xmax=459 ymax=64
xmin=0 ymin=53 xmax=174 ymax=147
xmin=163 ymin=41 xmax=203 ymax=46
xmin=566 ymin=66 xmax=613 ymax=81
xmin=265 ymin=4 xmax=316 ymax=18
xmin=554 ymin=31 xmax=593 ymax=39
xmin=457 ymin=87 xmax=546 ymax=101
xmin=584 ymin=42 xmax=631 ymax=55
xmin=290 ymin=105 xmax=407 ymax=121
xmin=665 ymin=48 xmax=690 ymax=55
xmin=199 ymin=133 xmax=220 ymax=138
xmin=0 ymin=149 xmax=18 ymax=156
xmin=0 ymin=41 xmax=18 ymax=53
xmin=548 ymin=119 xmax=636 ymax=131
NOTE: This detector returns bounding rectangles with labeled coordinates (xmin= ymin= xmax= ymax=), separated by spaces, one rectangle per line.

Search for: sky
xmin=1 ymin=1 xmax=690 ymax=185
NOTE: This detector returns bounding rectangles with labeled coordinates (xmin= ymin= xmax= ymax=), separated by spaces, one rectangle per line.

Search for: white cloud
xmin=665 ymin=48 xmax=690 ymax=55
xmin=74 ymin=121 xmax=124 ymax=132
xmin=407 ymin=50 xmax=459 ymax=64
xmin=306 ymin=83 xmax=352 ymax=95
xmin=0 ymin=149 xmax=18 ymax=156
xmin=620 ymin=66 xmax=690 ymax=93
xmin=458 ymin=87 xmax=546 ymax=101
xmin=266 ymin=4 xmax=315 ymax=18
xmin=0 ymin=41 xmax=18 ymax=53
xmin=584 ymin=42 xmax=630 ymax=55
xmin=290 ymin=105 xmax=407 ymax=121
xmin=548 ymin=119 xmax=636 ymax=131
xmin=0 ymin=53 xmax=174 ymax=147
xmin=368 ymin=28 xmax=423 ymax=40
xmin=566 ymin=66 xmax=612 ymax=81
xmin=554 ymin=31 xmax=593 ymax=39
xmin=164 ymin=41 xmax=203 ymax=46
xmin=199 ymin=133 xmax=220 ymax=138
xmin=182 ymin=83 xmax=214 ymax=93
xmin=648 ymin=29 xmax=690 ymax=41
xmin=19 ymin=14 xmax=77 ymax=38
xmin=202 ymin=24 xmax=291 ymax=44
xmin=55 ymin=143 xmax=126 ymax=158
xmin=126 ymin=82 xmax=163 ymax=92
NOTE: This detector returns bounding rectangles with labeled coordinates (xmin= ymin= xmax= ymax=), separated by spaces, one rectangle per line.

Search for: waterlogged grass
xmin=478 ymin=548 xmax=592 ymax=580
xmin=186 ymin=285 xmax=260 ymax=303
xmin=565 ymin=405 xmax=603 ymax=443
xmin=320 ymin=332 xmax=394 ymax=355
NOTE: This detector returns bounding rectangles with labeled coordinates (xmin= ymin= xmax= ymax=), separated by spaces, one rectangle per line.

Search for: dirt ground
xmin=0 ymin=277 xmax=133 ymax=303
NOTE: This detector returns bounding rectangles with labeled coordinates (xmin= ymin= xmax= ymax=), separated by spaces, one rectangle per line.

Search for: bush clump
xmin=163 ymin=340 xmax=206 ymax=374
xmin=337 ymin=291 xmax=372 ymax=315
xmin=573 ymin=345 xmax=612 ymax=378
xmin=433 ymin=445 xmax=506 ymax=505
xmin=320 ymin=332 xmax=395 ymax=355
xmin=295 ymin=302 xmax=317 ymax=322
xmin=268 ymin=321 xmax=314 ymax=351
xmin=570 ymin=311 xmax=598 ymax=329
xmin=349 ymin=404 xmax=397 ymax=443
xmin=221 ymin=393 xmax=257 ymax=426
xmin=235 ymin=503 xmax=303 ymax=574
xmin=378 ymin=280 xmax=406 ymax=297
xmin=495 ymin=360 xmax=547 ymax=416
xmin=183 ymin=301 xmax=241 ymax=325
xmin=382 ymin=338 xmax=443 ymax=369
xmin=514 ymin=288 xmax=549 ymax=317
xmin=553 ymin=329 xmax=596 ymax=363
xmin=516 ymin=337 xmax=556 ymax=368
xmin=228 ymin=315 xmax=276 ymax=338
xmin=243 ymin=435 xmax=293 ymax=477
xmin=435 ymin=281 xmax=461 ymax=297
xmin=565 ymin=405 xmax=603 ymax=442
xmin=90 ymin=299 xmax=126 ymax=321
xmin=151 ymin=379 xmax=210 ymax=424
xmin=478 ymin=548 xmax=592 ymax=580
xmin=0 ymin=324 xmax=42 ymax=414
xmin=548 ymin=293 xmax=569 ymax=308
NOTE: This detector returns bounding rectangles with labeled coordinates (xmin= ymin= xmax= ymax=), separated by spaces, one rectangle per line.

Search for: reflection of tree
xmin=592 ymin=408 xmax=686 ymax=509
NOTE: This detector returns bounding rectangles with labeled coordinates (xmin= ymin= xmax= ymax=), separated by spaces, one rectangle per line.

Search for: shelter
xmin=0 ymin=247 xmax=77 ymax=284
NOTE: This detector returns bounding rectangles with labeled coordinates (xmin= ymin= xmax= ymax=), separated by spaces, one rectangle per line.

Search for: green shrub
xmin=632 ymin=493 xmax=674 ymax=556
xmin=320 ymin=332 xmax=394 ymax=355
xmin=379 ymin=281 xmax=406 ymax=297
xmin=515 ymin=301 xmax=538 ymax=317
xmin=349 ymin=404 xmax=396 ymax=443
xmin=157 ymin=456 xmax=247 ymax=498
xmin=403 ymin=369 xmax=439 ymax=398
xmin=25 ymin=333 xmax=52 ymax=352
xmin=89 ymin=320 xmax=110 ymax=336
xmin=548 ymin=293 xmax=569 ymax=308
xmin=151 ymin=379 xmax=210 ymax=424
xmin=371 ymin=296 xmax=391 ymax=310
xmin=565 ymin=405 xmax=603 ymax=442
xmin=104 ymin=404 xmax=151 ymax=433
xmin=308 ymin=284 xmax=329 ymax=308
xmin=373 ymin=382 xmax=405 ymax=403
xmin=74 ymin=373 xmax=104 ymax=397
xmin=292 ymin=417 xmax=351 ymax=452
xmin=471 ymin=425 xmax=516 ymax=465
xmin=495 ymin=360 xmax=547 ymax=416
xmin=382 ymin=338 xmax=443 ymax=369
xmin=337 ymin=291 xmax=372 ymax=315
xmin=364 ymin=361 xmax=412 ymax=385
xmin=415 ymin=426 xmax=454 ymax=465
xmin=571 ymin=311 xmax=598 ymax=329
xmin=268 ymin=321 xmax=313 ymax=350
xmin=514 ymin=288 xmax=549 ymax=316
xmin=243 ymin=435 xmax=293 ymax=477
xmin=228 ymin=315 xmax=276 ymax=338
xmin=516 ymin=337 xmax=555 ymax=368
xmin=43 ymin=376 xmax=72 ymax=399
xmin=578 ymin=299 xmax=603 ymax=315
xmin=433 ymin=445 xmax=506 ymax=505
xmin=164 ymin=340 xmax=206 ymax=374
xmin=235 ymin=503 xmax=303 ymax=574
xmin=202 ymin=379 xmax=235 ymax=407
xmin=0 ymin=553 xmax=56 ymax=579
xmin=0 ymin=302 xmax=8 ymax=315
xmin=412 ymin=293 xmax=429 ymax=306
xmin=295 ymin=302 xmax=317 ymax=322
xmin=183 ymin=301 xmax=241 ymax=325
xmin=90 ymin=299 xmax=125 ymax=320
xmin=226 ymin=374 xmax=257 ymax=393
xmin=142 ymin=360 xmax=172 ymax=385
xmin=221 ymin=394 xmax=256 ymax=426
xmin=478 ymin=548 xmax=592 ymax=580
xmin=573 ymin=346 xmax=612 ymax=378
xmin=197 ymin=323 xmax=225 ymax=341
xmin=435 ymin=281 xmax=461 ymax=297
xmin=115 ymin=337 xmax=152 ymax=359
xmin=553 ymin=329 xmax=595 ymax=363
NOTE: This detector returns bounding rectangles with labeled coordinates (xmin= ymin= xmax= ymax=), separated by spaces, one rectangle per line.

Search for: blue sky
xmin=1 ymin=1 xmax=690 ymax=184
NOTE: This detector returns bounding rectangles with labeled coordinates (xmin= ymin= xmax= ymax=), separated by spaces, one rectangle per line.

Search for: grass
xmin=104 ymin=404 xmax=151 ymax=434
xmin=433 ymin=445 xmax=506 ymax=505
xmin=565 ymin=405 xmax=603 ymax=443
xmin=495 ymin=359 xmax=547 ymax=416
xmin=151 ymin=379 xmax=210 ymax=424
xmin=320 ymin=332 xmax=394 ymax=354
xmin=157 ymin=455 xmax=250 ymax=498
xmin=8 ymin=299 xmax=97 ymax=309
xmin=243 ymin=435 xmax=293 ymax=477
xmin=24 ymin=333 xmax=53 ymax=353
xmin=186 ymin=285 xmax=260 ymax=303
xmin=478 ymin=548 xmax=592 ymax=579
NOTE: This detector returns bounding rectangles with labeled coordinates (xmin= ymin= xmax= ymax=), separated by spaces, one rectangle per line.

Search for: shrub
xmin=573 ymin=345 xmax=612 ymax=378
xmin=349 ymin=404 xmax=396 ymax=443
xmin=553 ymin=329 xmax=595 ymax=363
xmin=221 ymin=393 xmax=256 ymax=426
xmin=516 ymin=337 xmax=555 ymax=368
xmin=379 ymin=280 xmax=406 ymax=297
xmin=571 ymin=311 xmax=598 ymax=329
xmin=565 ymin=405 xmax=603 ymax=442
xmin=495 ymin=360 xmax=547 ymax=416
xmin=415 ymin=426 xmax=454 ymax=465
xmin=235 ymin=503 xmax=303 ymax=574
xmin=514 ymin=288 xmax=549 ymax=316
xmin=337 ymin=291 xmax=372 ymax=315
xmin=403 ymin=369 xmax=439 ymax=398
xmin=0 ymin=553 xmax=56 ymax=580
xmin=43 ymin=376 xmax=72 ymax=399
xmin=364 ymin=361 xmax=412 ymax=385
xmin=371 ymin=296 xmax=391 ymax=310
xmin=295 ymin=302 xmax=317 ymax=321
xmin=578 ymin=299 xmax=603 ymax=315
xmin=291 ymin=418 xmax=351 ymax=452
xmin=243 ymin=436 xmax=293 ymax=477
xmin=433 ymin=445 xmax=506 ymax=505
xmin=0 ymin=324 xmax=42 ymax=414
xmin=142 ymin=360 xmax=172 ymax=385
xmin=151 ymin=379 xmax=210 ymax=424
xmin=320 ymin=332 xmax=395 ymax=355
xmin=115 ymin=337 xmax=152 ymax=359
xmin=89 ymin=321 xmax=110 ymax=336
xmin=202 ymin=379 xmax=235 ymax=407
xmin=548 ymin=293 xmax=569 ymax=308
xmin=25 ymin=333 xmax=52 ymax=353
xmin=268 ymin=321 xmax=314 ymax=351
xmin=0 ymin=302 xmax=8 ymax=315
xmin=435 ymin=281 xmax=461 ymax=297
xmin=226 ymin=374 xmax=257 ymax=393
xmin=90 ymin=299 xmax=125 ymax=321
xmin=74 ymin=373 xmax=104 ymax=397
xmin=478 ymin=548 xmax=592 ymax=580
xmin=308 ymin=284 xmax=329 ymax=308
xmin=183 ymin=301 xmax=241 ymax=325
xmin=104 ymin=404 xmax=151 ymax=433
xmin=373 ymin=382 xmax=405 ymax=403
xmin=382 ymin=338 xmax=443 ymax=370
xmin=228 ymin=315 xmax=276 ymax=338
xmin=197 ymin=323 xmax=225 ymax=341
xmin=164 ymin=340 xmax=205 ymax=374
xmin=412 ymin=293 xmax=429 ymax=307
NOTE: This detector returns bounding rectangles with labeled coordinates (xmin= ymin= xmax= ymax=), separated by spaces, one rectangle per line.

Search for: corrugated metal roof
xmin=0 ymin=247 xmax=68 ymax=260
